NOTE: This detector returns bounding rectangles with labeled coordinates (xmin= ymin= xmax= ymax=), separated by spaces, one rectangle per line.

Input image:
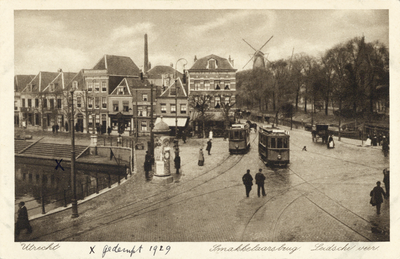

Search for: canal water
xmin=15 ymin=161 xmax=121 ymax=218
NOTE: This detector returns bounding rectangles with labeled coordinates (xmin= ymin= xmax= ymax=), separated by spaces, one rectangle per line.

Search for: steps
xmin=21 ymin=142 xmax=88 ymax=159
xmin=15 ymin=140 xmax=33 ymax=153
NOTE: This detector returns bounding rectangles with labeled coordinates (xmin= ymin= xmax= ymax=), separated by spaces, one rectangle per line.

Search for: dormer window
xmin=72 ymin=81 xmax=78 ymax=91
xmin=50 ymin=84 xmax=55 ymax=92
xmin=117 ymin=87 xmax=124 ymax=95
xmin=207 ymin=59 xmax=217 ymax=69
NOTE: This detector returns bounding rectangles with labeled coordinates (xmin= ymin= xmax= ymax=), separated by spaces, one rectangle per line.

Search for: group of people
xmin=242 ymin=169 xmax=266 ymax=198
xmin=51 ymin=124 xmax=59 ymax=134
xmin=369 ymin=168 xmax=390 ymax=215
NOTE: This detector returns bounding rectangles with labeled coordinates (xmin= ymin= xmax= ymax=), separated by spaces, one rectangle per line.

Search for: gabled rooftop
xmin=92 ymin=54 xmax=140 ymax=76
xmin=21 ymin=71 xmax=59 ymax=93
xmin=147 ymin=65 xmax=183 ymax=79
xmin=189 ymin=54 xmax=236 ymax=72
xmin=159 ymin=77 xmax=187 ymax=98
xmin=14 ymin=75 xmax=35 ymax=92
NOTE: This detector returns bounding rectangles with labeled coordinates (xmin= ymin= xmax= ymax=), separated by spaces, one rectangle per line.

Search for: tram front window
xmin=277 ymin=138 xmax=283 ymax=148
xmin=283 ymin=138 xmax=288 ymax=148
xmin=270 ymin=138 xmax=276 ymax=148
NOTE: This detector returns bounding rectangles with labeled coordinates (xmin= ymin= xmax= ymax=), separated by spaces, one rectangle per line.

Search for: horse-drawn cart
xmin=312 ymin=124 xmax=330 ymax=143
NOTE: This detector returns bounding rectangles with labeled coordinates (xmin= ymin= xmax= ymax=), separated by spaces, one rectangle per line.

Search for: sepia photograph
xmin=1 ymin=1 xmax=399 ymax=258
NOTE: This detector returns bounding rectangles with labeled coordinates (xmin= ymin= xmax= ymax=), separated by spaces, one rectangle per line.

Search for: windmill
xmin=242 ymin=36 xmax=274 ymax=69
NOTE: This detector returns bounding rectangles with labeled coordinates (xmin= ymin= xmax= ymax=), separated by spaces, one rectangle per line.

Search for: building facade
xmin=187 ymin=54 xmax=237 ymax=135
xmin=14 ymin=75 xmax=35 ymax=127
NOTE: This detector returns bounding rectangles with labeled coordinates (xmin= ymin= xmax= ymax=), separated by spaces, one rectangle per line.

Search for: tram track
xmin=239 ymin=134 xmax=388 ymax=242
xmin=31 ymin=134 xmax=258 ymax=241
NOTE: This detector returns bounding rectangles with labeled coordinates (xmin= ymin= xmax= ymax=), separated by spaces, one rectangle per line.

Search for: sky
xmin=14 ymin=9 xmax=389 ymax=75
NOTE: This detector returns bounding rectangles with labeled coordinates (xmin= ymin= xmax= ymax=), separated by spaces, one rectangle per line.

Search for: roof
xmin=65 ymin=70 xmax=85 ymax=91
xmin=21 ymin=71 xmax=59 ymax=93
xmin=92 ymin=54 xmax=140 ymax=76
xmin=14 ymin=75 xmax=35 ymax=92
xmin=125 ymin=78 xmax=151 ymax=89
xmin=188 ymin=54 xmax=236 ymax=72
xmin=147 ymin=65 xmax=183 ymax=79
xmin=42 ymin=72 xmax=77 ymax=93
xmin=159 ymin=77 xmax=187 ymax=98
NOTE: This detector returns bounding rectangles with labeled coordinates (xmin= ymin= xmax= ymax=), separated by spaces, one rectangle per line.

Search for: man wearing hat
xmin=15 ymin=201 xmax=32 ymax=237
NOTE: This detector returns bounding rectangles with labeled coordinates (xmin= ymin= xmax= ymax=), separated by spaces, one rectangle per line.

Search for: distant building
xmin=187 ymin=54 xmax=237 ymax=135
xmin=155 ymin=77 xmax=189 ymax=136
xmin=83 ymin=54 xmax=141 ymax=134
xmin=14 ymin=75 xmax=35 ymax=127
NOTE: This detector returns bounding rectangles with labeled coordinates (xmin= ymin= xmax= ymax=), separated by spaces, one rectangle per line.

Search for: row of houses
xmin=14 ymin=53 xmax=237 ymax=137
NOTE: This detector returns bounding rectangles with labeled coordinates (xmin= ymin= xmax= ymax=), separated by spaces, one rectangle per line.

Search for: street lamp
xmin=175 ymin=58 xmax=188 ymax=138
xmin=70 ymin=89 xmax=78 ymax=218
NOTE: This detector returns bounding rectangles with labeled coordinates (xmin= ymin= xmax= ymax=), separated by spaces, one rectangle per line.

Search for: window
xmin=101 ymin=81 xmax=107 ymax=92
xmin=143 ymin=94 xmax=148 ymax=101
xmin=95 ymin=97 xmax=100 ymax=109
xmin=50 ymin=99 xmax=54 ymax=109
xmin=123 ymin=101 xmax=129 ymax=112
xmin=225 ymin=97 xmax=230 ymax=105
xmin=28 ymin=99 xmax=32 ymax=107
xmin=141 ymin=121 xmax=147 ymax=131
xmin=214 ymin=96 xmax=221 ymax=109
xmin=170 ymin=104 xmax=176 ymax=113
xmin=88 ymin=98 xmax=93 ymax=109
xmin=142 ymin=106 xmax=147 ymax=117
xmin=102 ymin=97 xmax=107 ymax=108
xmin=113 ymin=101 xmax=119 ymax=112
xmin=117 ymin=87 xmax=125 ymax=95
xmin=43 ymin=99 xmax=47 ymax=108
xmin=87 ymin=81 xmax=93 ymax=92
xmin=138 ymin=106 xmax=143 ymax=116
xmin=277 ymin=138 xmax=283 ymax=148
xmin=72 ymin=81 xmax=78 ymax=90
xmin=180 ymin=104 xmax=187 ymax=114
xmin=94 ymin=81 xmax=100 ymax=92
xmin=147 ymin=106 xmax=151 ymax=116
xmin=35 ymin=99 xmax=39 ymax=107
xmin=77 ymin=96 xmax=82 ymax=108
xmin=22 ymin=99 xmax=25 ymax=107
xmin=208 ymin=59 xmax=216 ymax=69
xmin=161 ymin=103 xmax=166 ymax=113
xmin=194 ymin=81 xmax=200 ymax=90
xmin=270 ymin=138 xmax=276 ymax=148
xmin=50 ymin=84 xmax=55 ymax=92
xmin=204 ymin=80 xmax=210 ymax=90
xmin=199 ymin=81 xmax=204 ymax=90
xmin=57 ymin=99 xmax=62 ymax=109
xmin=224 ymin=81 xmax=230 ymax=90
xmin=14 ymin=101 xmax=17 ymax=110
xmin=215 ymin=80 xmax=220 ymax=90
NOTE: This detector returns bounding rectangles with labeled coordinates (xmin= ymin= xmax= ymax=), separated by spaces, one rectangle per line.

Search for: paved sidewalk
xmin=15 ymin=136 xmax=231 ymax=241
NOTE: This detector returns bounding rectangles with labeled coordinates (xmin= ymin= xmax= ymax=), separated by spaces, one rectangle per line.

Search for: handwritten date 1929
xmin=149 ymin=245 xmax=171 ymax=256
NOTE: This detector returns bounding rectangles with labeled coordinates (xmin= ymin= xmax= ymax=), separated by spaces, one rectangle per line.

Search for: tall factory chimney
xmin=144 ymin=34 xmax=149 ymax=73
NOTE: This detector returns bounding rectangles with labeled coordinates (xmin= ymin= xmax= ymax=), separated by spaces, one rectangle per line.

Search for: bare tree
xmin=188 ymin=94 xmax=212 ymax=138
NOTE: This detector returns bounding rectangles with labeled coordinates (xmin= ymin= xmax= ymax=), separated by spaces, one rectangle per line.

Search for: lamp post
xmin=175 ymin=58 xmax=188 ymax=138
xmin=150 ymin=83 xmax=154 ymax=160
xmin=70 ymin=89 xmax=78 ymax=218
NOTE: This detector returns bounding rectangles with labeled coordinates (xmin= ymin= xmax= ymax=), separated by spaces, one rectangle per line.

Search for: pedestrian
xmin=198 ymin=148 xmax=204 ymax=166
xmin=255 ymin=168 xmax=266 ymax=197
xmin=174 ymin=154 xmax=181 ymax=174
xmin=144 ymin=151 xmax=152 ymax=180
xmin=75 ymin=123 xmax=78 ymax=132
xmin=377 ymin=133 xmax=382 ymax=146
xmin=372 ymin=134 xmax=377 ymax=146
xmin=15 ymin=201 xmax=32 ymax=237
xmin=182 ymin=131 xmax=187 ymax=144
xmin=365 ymin=136 xmax=372 ymax=146
xmin=107 ymin=126 xmax=112 ymax=136
xmin=55 ymin=124 xmax=59 ymax=134
xmin=327 ymin=134 xmax=335 ymax=149
xmin=370 ymin=181 xmax=386 ymax=214
xmin=242 ymin=169 xmax=253 ymax=198
xmin=383 ymin=168 xmax=389 ymax=198
xmin=382 ymin=136 xmax=389 ymax=156
xmin=52 ymin=125 xmax=55 ymax=134
xmin=206 ymin=139 xmax=212 ymax=155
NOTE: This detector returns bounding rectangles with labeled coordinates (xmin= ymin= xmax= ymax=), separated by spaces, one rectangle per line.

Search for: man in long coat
xmin=174 ymin=154 xmax=181 ymax=174
xmin=15 ymin=201 xmax=32 ymax=237
xmin=242 ymin=170 xmax=253 ymax=198
xmin=144 ymin=151 xmax=152 ymax=180
xmin=206 ymin=139 xmax=212 ymax=155
xmin=255 ymin=168 xmax=266 ymax=197
xmin=370 ymin=181 xmax=386 ymax=214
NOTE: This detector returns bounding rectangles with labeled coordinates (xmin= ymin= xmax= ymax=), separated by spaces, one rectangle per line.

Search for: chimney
xmin=194 ymin=55 xmax=197 ymax=62
xmin=144 ymin=34 xmax=149 ymax=73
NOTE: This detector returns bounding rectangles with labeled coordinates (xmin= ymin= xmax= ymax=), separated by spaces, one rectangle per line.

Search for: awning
xmin=155 ymin=117 xmax=188 ymax=127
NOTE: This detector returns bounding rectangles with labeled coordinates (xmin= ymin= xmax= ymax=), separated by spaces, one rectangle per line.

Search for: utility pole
xmin=150 ymin=83 xmax=154 ymax=160
xmin=70 ymin=89 xmax=78 ymax=218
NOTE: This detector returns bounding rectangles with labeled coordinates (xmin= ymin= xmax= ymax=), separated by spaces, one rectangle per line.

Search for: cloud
xmin=15 ymin=46 xmax=89 ymax=75
xmin=110 ymin=23 xmax=155 ymax=42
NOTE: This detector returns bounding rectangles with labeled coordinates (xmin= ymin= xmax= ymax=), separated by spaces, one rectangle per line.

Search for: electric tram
xmin=228 ymin=123 xmax=251 ymax=154
xmin=258 ymin=125 xmax=290 ymax=166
